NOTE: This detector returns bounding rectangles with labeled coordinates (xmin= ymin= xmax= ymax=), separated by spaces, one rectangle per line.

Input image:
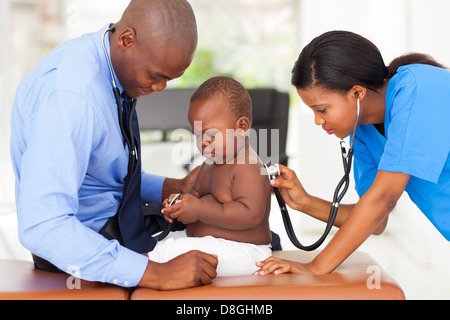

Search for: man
xmin=10 ymin=0 xmax=217 ymax=290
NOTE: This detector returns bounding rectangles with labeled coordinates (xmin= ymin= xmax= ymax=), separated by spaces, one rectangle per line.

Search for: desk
xmin=0 ymin=250 xmax=405 ymax=300
xmin=0 ymin=259 xmax=130 ymax=300
xmin=130 ymin=250 xmax=405 ymax=300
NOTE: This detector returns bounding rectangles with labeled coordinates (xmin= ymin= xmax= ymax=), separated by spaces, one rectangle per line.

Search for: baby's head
xmin=188 ymin=76 xmax=253 ymax=164
xmin=189 ymin=76 xmax=252 ymax=123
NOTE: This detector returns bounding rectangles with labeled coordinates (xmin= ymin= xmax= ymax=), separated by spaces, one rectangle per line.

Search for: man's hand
xmin=138 ymin=250 xmax=218 ymax=290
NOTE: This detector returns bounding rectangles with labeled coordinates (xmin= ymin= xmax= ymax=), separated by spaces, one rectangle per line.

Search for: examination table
xmin=0 ymin=250 xmax=404 ymax=300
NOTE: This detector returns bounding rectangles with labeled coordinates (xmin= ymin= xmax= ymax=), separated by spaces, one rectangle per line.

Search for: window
xmin=174 ymin=0 xmax=300 ymax=91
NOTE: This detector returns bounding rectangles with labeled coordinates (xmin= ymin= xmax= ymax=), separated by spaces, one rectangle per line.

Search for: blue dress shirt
xmin=352 ymin=64 xmax=450 ymax=240
xmin=10 ymin=25 xmax=166 ymax=286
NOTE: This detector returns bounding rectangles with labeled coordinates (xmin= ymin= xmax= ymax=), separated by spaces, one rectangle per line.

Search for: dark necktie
xmin=115 ymin=93 xmax=157 ymax=253
xmin=99 ymin=92 xmax=180 ymax=252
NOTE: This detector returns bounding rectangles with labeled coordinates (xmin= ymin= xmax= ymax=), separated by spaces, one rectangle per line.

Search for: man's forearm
xmin=161 ymin=177 xmax=184 ymax=200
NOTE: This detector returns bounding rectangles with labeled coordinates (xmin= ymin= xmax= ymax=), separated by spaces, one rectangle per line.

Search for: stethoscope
xmin=102 ymin=26 xmax=139 ymax=177
xmin=265 ymin=92 xmax=360 ymax=250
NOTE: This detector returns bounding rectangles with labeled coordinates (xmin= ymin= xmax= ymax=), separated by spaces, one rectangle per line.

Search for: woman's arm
xmin=270 ymin=165 xmax=387 ymax=235
xmin=257 ymin=170 xmax=409 ymax=275
xmin=312 ymin=170 xmax=409 ymax=273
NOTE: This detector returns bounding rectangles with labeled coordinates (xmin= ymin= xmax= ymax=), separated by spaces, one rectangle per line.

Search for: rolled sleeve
xmin=141 ymin=171 xmax=166 ymax=203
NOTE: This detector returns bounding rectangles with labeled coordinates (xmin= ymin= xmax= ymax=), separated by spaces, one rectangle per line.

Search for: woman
xmin=255 ymin=30 xmax=450 ymax=275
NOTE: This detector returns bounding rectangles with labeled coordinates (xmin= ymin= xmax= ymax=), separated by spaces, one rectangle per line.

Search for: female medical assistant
xmin=256 ymin=31 xmax=450 ymax=276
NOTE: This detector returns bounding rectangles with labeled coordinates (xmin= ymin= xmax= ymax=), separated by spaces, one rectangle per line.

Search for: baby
xmin=148 ymin=76 xmax=272 ymax=277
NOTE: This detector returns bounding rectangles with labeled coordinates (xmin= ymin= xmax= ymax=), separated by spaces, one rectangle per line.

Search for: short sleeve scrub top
xmin=352 ymin=64 xmax=450 ymax=240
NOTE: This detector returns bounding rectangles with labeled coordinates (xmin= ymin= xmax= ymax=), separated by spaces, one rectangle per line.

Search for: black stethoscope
xmin=265 ymin=92 xmax=360 ymax=250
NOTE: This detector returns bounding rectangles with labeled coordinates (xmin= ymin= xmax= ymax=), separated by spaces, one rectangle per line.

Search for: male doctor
xmin=10 ymin=0 xmax=218 ymax=290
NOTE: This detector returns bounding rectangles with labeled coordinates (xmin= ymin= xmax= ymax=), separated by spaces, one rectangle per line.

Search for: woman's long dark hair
xmin=291 ymin=30 xmax=446 ymax=93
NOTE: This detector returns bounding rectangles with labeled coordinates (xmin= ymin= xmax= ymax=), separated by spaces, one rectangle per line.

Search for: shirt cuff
xmin=107 ymin=245 xmax=149 ymax=287
xmin=141 ymin=171 xmax=166 ymax=203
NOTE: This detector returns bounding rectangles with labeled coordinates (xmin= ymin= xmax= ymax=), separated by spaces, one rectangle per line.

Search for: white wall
xmin=0 ymin=1 xmax=14 ymax=215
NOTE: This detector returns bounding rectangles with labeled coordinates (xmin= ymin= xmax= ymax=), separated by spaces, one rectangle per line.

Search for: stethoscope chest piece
xmin=264 ymin=164 xmax=280 ymax=181
xmin=264 ymin=161 xmax=347 ymax=251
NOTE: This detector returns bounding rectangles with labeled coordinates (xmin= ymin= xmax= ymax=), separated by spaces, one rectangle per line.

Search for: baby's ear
xmin=236 ymin=116 xmax=251 ymax=134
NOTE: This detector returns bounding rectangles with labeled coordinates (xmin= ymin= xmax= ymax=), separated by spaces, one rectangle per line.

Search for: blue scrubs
xmin=352 ymin=64 xmax=450 ymax=240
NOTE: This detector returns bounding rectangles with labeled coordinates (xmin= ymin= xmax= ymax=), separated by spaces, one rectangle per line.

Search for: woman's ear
xmin=351 ymin=85 xmax=367 ymax=101
xmin=236 ymin=116 xmax=251 ymax=135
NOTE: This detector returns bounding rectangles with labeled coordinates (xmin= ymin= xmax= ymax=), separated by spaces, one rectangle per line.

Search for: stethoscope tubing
xmin=268 ymin=95 xmax=360 ymax=251
xmin=102 ymin=27 xmax=138 ymax=175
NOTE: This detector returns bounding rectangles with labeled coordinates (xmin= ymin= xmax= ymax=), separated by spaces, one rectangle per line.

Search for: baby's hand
xmin=162 ymin=194 xmax=201 ymax=225
xmin=163 ymin=193 xmax=181 ymax=208
xmin=161 ymin=193 xmax=182 ymax=222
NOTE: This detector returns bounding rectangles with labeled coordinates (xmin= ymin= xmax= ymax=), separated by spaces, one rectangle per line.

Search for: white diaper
xmin=148 ymin=230 xmax=271 ymax=277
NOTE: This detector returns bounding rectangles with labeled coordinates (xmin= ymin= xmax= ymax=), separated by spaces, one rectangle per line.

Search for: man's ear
xmin=118 ymin=27 xmax=136 ymax=48
xmin=236 ymin=116 xmax=251 ymax=135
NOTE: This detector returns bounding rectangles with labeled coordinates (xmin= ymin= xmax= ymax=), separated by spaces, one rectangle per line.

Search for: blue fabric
xmin=352 ymin=64 xmax=450 ymax=240
xmin=10 ymin=25 xmax=166 ymax=286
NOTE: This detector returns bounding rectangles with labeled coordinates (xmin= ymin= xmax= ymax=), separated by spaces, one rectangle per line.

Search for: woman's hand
xmin=270 ymin=164 xmax=310 ymax=212
xmin=254 ymin=256 xmax=317 ymax=275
